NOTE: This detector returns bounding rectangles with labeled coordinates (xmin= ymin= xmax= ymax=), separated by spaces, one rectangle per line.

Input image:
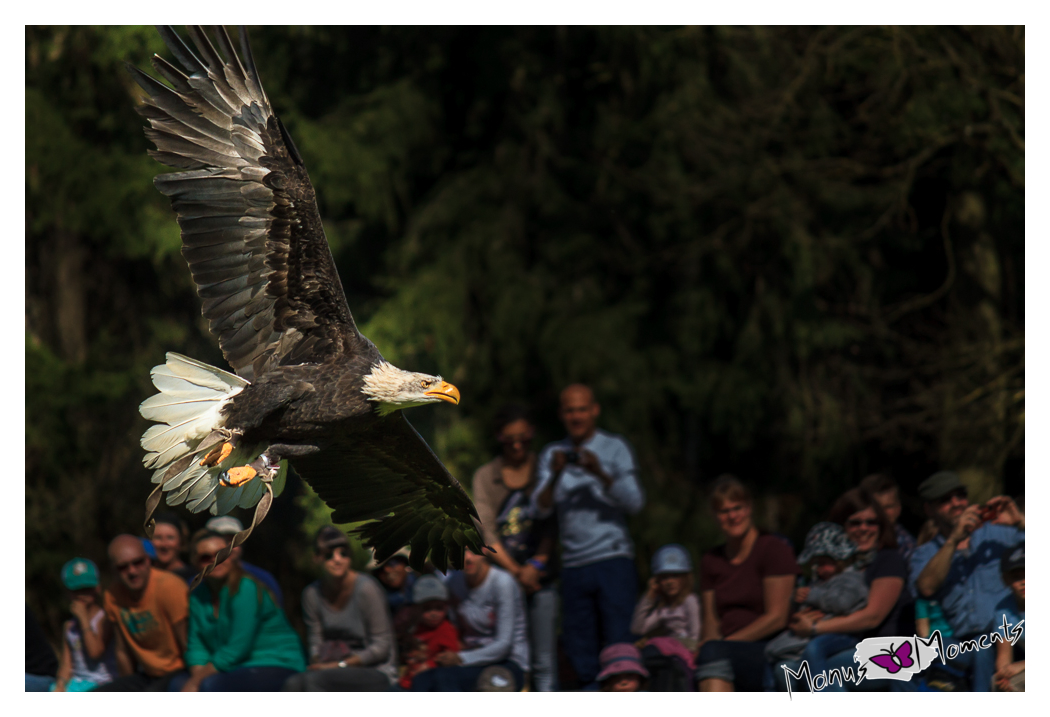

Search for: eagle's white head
xmin=361 ymin=362 xmax=461 ymax=416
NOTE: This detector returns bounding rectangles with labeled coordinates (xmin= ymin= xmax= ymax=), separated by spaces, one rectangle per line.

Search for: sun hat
xmin=798 ymin=521 xmax=856 ymax=564
xmin=61 ymin=558 xmax=99 ymax=590
xmin=596 ymin=643 xmax=649 ymax=682
xmin=651 ymin=543 xmax=692 ymax=575
xmin=412 ymin=574 xmax=450 ymax=604
xmin=918 ymin=471 xmax=965 ymax=502
xmin=205 ymin=515 xmax=244 ymax=535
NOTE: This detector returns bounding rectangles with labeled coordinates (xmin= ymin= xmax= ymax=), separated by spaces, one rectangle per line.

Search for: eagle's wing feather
xmin=129 ymin=25 xmax=362 ymax=381
xmin=292 ymin=414 xmax=485 ymax=572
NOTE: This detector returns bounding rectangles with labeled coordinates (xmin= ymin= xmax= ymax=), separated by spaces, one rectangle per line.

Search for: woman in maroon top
xmin=696 ymin=476 xmax=798 ymax=691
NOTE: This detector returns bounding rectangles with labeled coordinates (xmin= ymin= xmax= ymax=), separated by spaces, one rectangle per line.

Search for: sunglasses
xmin=936 ymin=488 xmax=968 ymax=505
xmin=845 ymin=518 xmax=880 ymax=529
xmin=197 ymin=552 xmax=220 ymax=565
xmin=319 ymin=546 xmax=349 ymax=561
xmin=115 ymin=557 xmax=149 ymax=572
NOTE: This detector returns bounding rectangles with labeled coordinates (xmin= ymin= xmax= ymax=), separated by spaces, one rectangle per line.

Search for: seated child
xmin=400 ymin=575 xmax=461 ymax=689
xmin=993 ymin=545 xmax=1024 ymax=692
xmin=598 ymin=643 xmax=649 ymax=692
xmin=51 ymin=558 xmax=118 ymax=692
xmin=631 ymin=543 xmax=699 ymax=690
xmin=631 ymin=543 xmax=700 ymax=649
xmin=764 ymin=522 xmax=868 ymax=665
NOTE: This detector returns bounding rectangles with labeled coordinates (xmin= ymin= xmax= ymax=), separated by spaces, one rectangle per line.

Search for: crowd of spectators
xmin=26 ymin=383 xmax=1024 ymax=693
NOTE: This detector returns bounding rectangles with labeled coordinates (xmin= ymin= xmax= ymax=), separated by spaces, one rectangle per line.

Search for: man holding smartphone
xmin=533 ymin=384 xmax=645 ymax=688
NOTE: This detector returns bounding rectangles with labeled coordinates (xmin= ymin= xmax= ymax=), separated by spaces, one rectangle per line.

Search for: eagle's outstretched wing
xmin=292 ymin=414 xmax=485 ymax=572
xmin=128 ymin=26 xmax=364 ymax=381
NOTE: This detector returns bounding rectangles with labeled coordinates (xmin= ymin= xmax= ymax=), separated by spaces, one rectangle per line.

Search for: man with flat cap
xmin=909 ymin=471 xmax=1024 ymax=691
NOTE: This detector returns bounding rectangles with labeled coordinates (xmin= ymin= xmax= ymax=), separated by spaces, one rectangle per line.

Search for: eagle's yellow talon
xmin=200 ymin=441 xmax=235 ymax=467
xmin=222 ymin=466 xmax=257 ymax=487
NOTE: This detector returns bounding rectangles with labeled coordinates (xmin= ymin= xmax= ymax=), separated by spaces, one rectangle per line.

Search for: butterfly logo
xmin=868 ymin=641 xmax=914 ymax=674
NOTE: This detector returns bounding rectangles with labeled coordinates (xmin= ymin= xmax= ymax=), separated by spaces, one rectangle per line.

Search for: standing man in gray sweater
xmin=533 ymin=384 xmax=646 ymax=688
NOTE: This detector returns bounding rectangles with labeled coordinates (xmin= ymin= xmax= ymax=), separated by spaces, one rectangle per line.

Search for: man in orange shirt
xmin=94 ymin=535 xmax=189 ymax=691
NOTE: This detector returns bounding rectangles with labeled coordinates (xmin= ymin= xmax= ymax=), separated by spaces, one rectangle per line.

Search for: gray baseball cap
xmin=412 ymin=574 xmax=449 ymax=604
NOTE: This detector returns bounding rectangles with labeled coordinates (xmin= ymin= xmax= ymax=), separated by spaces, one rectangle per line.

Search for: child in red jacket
xmin=400 ymin=575 xmax=461 ymax=689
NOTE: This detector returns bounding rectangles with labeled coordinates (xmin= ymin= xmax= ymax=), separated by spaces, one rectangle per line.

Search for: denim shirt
xmin=908 ymin=523 xmax=1023 ymax=638
xmin=532 ymin=429 xmax=645 ymax=568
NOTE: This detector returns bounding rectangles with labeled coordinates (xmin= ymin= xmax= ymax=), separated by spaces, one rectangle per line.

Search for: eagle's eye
xmin=420 ymin=380 xmax=432 ymax=389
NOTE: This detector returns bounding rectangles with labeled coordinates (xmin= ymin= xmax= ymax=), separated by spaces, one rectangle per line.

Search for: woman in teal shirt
xmin=169 ymin=531 xmax=305 ymax=691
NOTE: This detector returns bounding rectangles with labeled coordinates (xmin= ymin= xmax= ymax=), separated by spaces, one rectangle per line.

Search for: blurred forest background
xmin=26 ymin=26 xmax=1024 ymax=642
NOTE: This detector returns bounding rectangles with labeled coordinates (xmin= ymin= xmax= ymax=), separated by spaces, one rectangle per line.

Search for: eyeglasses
xmin=717 ymin=504 xmax=747 ymax=517
xmin=845 ymin=518 xmax=880 ymax=529
xmin=320 ymin=547 xmax=349 ymax=561
xmin=498 ymin=432 xmax=534 ymax=445
xmin=115 ymin=557 xmax=149 ymax=573
xmin=936 ymin=488 xmax=968 ymax=505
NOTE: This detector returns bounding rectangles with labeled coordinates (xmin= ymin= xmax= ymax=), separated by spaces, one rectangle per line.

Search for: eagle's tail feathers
xmin=141 ymin=353 xmax=266 ymax=515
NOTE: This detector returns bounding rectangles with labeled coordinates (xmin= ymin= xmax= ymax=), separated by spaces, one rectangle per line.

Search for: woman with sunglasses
xmin=787 ymin=487 xmax=911 ymax=691
xmin=168 ymin=530 xmax=305 ymax=692
xmin=283 ymin=526 xmax=399 ymax=691
xmin=471 ymin=404 xmax=558 ymax=691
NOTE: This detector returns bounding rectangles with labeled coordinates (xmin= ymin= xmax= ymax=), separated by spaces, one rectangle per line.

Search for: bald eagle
xmin=128 ymin=26 xmax=483 ymax=580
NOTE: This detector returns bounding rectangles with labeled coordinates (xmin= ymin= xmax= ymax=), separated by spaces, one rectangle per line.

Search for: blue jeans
xmin=409 ymin=660 xmax=524 ymax=691
xmin=940 ymin=635 xmax=996 ymax=692
xmin=25 ymin=673 xmax=55 ymax=692
xmin=528 ymin=584 xmax=559 ymax=691
xmin=695 ymin=640 xmax=772 ymax=692
xmin=560 ymin=556 xmax=637 ymax=687
xmin=168 ymin=666 xmax=300 ymax=692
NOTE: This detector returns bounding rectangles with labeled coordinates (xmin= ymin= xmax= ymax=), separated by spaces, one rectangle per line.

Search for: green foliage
xmin=26 ymin=26 xmax=1024 ymax=641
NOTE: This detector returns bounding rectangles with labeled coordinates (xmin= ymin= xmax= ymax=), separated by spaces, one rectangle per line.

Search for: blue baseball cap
xmin=651 ymin=544 xmax=693 ymax=575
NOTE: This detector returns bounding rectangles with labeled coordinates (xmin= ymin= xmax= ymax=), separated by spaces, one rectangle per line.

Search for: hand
xmin=647 ymin=577 xmax=661 ymax=600
xmin=434 ymin=651 xmax=462 ymax=667
xmin=794 ymin=586 xmax=811 ymax=604
xmin=994 ymin=662 xmax=1023 ymax=691
xmin=949 ymin=505 xmax=982 ymax=544
xmin=69 ymin=601 xmax=88 ymax=622
xmin=517 ymin=564 xmax=543 ymax=594
xmin=180 ymin=677 xmax=201 ymax=692
xmin=551 ymin=451 xmax=568 ymax=475
xmin=577 ymin=450 xmax=601 ymax=476
xmin=789 ymin=611 xmax=815 ymax=637
xmin=987 ymin=496 xmax=1024 ymax=528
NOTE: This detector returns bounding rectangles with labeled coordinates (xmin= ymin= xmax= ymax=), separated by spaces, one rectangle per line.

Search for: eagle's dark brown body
xmin=222 ymin=348 xmax=382 ymax=446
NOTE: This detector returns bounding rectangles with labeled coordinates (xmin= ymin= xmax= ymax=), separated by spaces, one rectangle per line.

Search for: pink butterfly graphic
xmin=868 ymin=641 xmax=914 ymax=674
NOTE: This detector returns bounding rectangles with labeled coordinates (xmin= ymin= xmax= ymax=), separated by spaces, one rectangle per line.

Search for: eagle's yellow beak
xmin=425 ymin=381 xmax=461 ymax=405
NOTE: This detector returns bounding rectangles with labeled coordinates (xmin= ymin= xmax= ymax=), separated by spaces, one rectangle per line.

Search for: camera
xmin=564 ymin=451 xmax=580 ymax=464
xmin=978 ymin=502 xmax=1002 ymax=523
